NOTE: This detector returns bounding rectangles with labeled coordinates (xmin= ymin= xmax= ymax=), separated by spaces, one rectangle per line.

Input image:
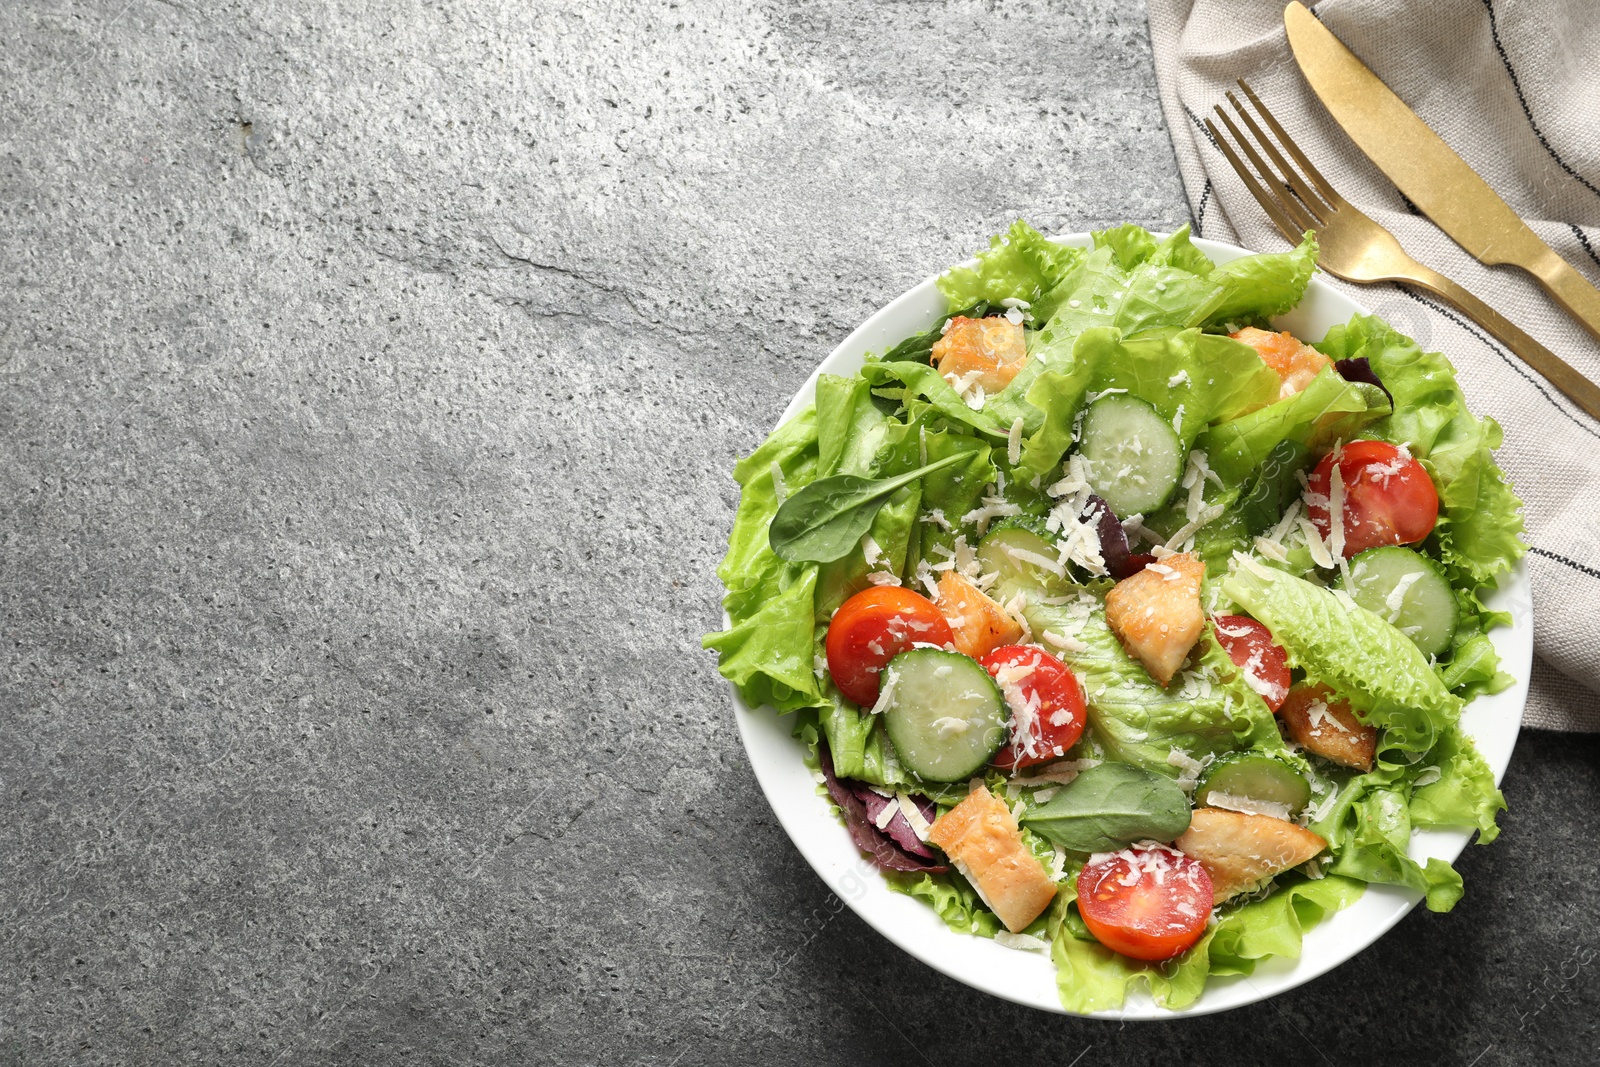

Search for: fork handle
xmin=1403 ymin=267 xmax=1600 ymax=422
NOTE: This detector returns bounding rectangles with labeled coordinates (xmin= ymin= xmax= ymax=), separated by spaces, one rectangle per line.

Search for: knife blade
xmin=1284 ymin=1 xmax=1600 ymax=346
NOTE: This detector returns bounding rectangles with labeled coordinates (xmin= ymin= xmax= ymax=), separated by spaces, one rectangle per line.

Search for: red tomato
xmin=1306 ymin=440 xmax=1438 ymax=558
xmin=979 ymin=645 xmax=1087 ymax=769
xmin=825 ymin=587 xmax=955 ymax=707
xmin=1212 ymin=615 xmax=1291 ymax=713
xmin=1076 ymin=844 xmax=1213 ymax=962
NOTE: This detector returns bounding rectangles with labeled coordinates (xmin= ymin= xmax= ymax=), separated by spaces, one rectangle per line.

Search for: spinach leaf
xmin=767 ymin=451 xmax=967 ymax=564
xmin=1020 ymin=763 xmax=1191 ymax=853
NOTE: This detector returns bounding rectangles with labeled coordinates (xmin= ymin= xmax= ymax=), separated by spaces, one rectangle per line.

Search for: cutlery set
xmin=1208 ymin=2 xmax=1600 ymax=419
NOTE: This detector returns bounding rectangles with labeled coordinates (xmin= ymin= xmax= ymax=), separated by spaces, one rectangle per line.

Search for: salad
xmin=705 ymin=222 xmax=1522 ymax=1012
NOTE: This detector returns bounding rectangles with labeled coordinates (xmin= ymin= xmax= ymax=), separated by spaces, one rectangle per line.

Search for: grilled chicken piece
xmin=932 ymin=316 xmax=1028 ymax=395
xmin=936 ymin=571 xmax=1023 ymax=660
xmin=1175 ymin=808 xmax=1327 ymax=903
xmin=1280 ymin=683 xmax=1377 ymax=772
xmin=1103 ymin=552 xmax=1205 ymax=686
xmin=1231 ymin=327 xmax=1331 ymax=400
xmin=927 ymin=784 xmax=1057 ymax=932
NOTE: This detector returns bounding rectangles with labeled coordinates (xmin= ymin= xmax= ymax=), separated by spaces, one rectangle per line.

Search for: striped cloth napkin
xmin=1146 ymin=0 xmax=1600 ymax=730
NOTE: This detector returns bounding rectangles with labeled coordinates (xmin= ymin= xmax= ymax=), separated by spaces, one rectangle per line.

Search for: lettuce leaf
xmin=1221 ymin=562 xmax=1461 ymax=755
xmin=857 ymin=361 xmax=1008 ymax=439
xmin=703 ymin=406 xmax=826 ymax=712
xmin=937 ymin=219 xmax=1086 ymax=312
xmin=1409 ymin=724 xmax=1506 ymax=844
xmin=1199 ymin=231 xmax=1319 ymax=325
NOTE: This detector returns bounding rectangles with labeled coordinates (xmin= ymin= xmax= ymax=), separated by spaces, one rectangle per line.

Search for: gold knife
xmin=1284 ymin=1 xmax=1600 ymax=347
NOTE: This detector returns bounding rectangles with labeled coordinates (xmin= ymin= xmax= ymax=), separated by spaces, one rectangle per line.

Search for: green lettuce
xmin=1409 ymin=724 xmax=1506 ymax=843
xmin=703 ymin=407 xmax=825 ymax=712
xmin=937 ymin=219 xmax=1086 ymax=312
xmin=1222 ymin=562 xmax=1461 ymax=755
xmin=1200 ymin=230 xmax=1320 ymax=324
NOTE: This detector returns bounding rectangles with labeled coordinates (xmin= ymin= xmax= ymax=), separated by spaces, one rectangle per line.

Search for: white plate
xmin=728 ymin=233 xmax=1530 ymax=1018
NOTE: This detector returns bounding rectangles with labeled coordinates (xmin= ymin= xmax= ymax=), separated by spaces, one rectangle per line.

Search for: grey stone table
xmin=3 ymin=1 xmax=1595 ymax=1063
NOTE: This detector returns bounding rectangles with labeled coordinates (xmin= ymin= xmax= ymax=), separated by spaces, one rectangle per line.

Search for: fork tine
xmin=1212 ymin=106 xmax=1318 ymax=234
xmin=1225 ymin=89 xmax=1332 ymax=223
xmin=1205 ymin=117 xmax=1304 ymax=245
xmin=1237 ymin=79 xmax=1343 ymax=208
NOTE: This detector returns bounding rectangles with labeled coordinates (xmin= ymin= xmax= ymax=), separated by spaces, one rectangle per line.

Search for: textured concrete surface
xmin=1 ymin=1 xmax=1595 ymax=1064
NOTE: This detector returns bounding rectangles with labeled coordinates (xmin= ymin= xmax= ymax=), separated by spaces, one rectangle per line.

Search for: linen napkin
xmin=1145 ymin=0 xmax=1600 ymax=730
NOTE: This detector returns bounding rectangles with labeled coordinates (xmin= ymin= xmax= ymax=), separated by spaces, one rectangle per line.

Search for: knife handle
xmin=1406 ymin=265 xmax=1600 ymax=422
xmin=1527 ymin=248 xmax=1600 ymax=349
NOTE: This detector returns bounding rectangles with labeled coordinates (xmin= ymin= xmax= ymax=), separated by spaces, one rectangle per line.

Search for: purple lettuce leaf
xmin=1334 ymin=356 xmax=1394 ymax=407
xmin=818 ymin=745 xmax=948 ymax=873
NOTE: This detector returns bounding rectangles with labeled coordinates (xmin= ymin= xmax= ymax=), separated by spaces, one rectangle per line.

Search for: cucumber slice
xmin=879 ymin=649 xmax=1009 ymax=782
xmin=1340 ymin=546 xmax=1458 ymax=657
xmin=1194 ymin=753 xmax=1311 ymax=816
xmin=1076 ymin=394 xmax=1184 ymax=517
xmin=977 ymin=519 xmax=1067 ymax=594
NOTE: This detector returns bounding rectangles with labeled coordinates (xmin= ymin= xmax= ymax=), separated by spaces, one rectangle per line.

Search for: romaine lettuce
xmin=1222 ymin=562 xmax=1461 ymax=755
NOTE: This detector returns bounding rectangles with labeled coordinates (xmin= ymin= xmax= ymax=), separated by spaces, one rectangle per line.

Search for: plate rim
xmin=724 ymin=231 xmax=1530 ymax=1019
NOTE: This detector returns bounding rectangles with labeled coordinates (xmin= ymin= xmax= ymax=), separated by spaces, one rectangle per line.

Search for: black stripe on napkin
xmin=1482 ymin=0 xmax=1600 ymax=200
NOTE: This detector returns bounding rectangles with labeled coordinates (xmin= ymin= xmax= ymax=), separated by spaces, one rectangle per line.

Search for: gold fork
xmin=1208 ymin=80 xmax=1600 ymax=421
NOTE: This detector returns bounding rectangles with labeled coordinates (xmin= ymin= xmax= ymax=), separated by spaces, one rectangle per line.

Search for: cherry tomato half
xmin=1212 ymin=615 xmax=1291 ymax=713
xmin=1076 ymin=844 xmax=1213 ymax=962
xmin=1306 ymin=440 xmax=1438 ymax=559
xmin=824 ymin=587 xmax=955 ymax=707
xmin=978 ymin=645 xmax=1087 ymax=770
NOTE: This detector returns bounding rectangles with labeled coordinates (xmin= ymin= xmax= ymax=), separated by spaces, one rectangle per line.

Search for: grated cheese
xmin=1206 ymin=790 xmax=1293 ymax=821
xmin=994 ymin=931 xmax=1051 ymax=953
xmin=1326 ymin=461 xmax=1347 ymax=562
xmin=1162 ymin=503 xmax=1225 ymax=552
xmin=1297 ymin=515 xmax=1335 ymax=569
xmin=868 ymin=667 xmax=900 ymax=715
xmin=1384 ymin=571 xmax=1423 ymax=623
xmin=1007 ymin=416 xmax=1024 ymax=467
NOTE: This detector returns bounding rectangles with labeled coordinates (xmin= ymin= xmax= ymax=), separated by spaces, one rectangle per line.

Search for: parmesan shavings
xmin=1326 ymin=461 xmax=1347 ymax=562
xmin=1384 ymin=571 xmax=1423 ymax=623
xmin=962 ymin=494 xmax=1022 ymax=536
xmin=1010 ymin=758 xmax=1102 ymax=787
xmin=868 ymin=667 xmax=900 ymax=716
xmin=1168 ymin=370 xmax=1190 ymax=388
xmin=1007 ymin=416 xmax=1025 ymax=467
xmin=1297 ymin=515 xmax=1336 ymax=569
xmin=994 ymin=931 xmax=1051 ymax=953
xmin=873 ymin=800 xmax=898 ymax=830
xmin=1003 ymin=544 xmax=1066 ymax=577
xmin=1206 ymin=790 xmax=1293 ymax=822
xmin=1166 ymin=748 xmax=1206 ymax=793
xmin=1042 ymin=629 xmax=1089 ymax=653
xmin=1163 ymin=503 xmax=1225 ymax=552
